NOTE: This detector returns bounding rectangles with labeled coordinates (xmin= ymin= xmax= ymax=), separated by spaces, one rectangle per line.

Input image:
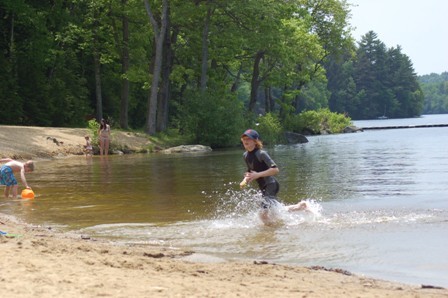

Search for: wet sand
xmin=0 ymin=213 xmax=447 ymax=298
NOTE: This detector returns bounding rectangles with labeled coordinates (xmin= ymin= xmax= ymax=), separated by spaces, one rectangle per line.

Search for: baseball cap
xmin=241 ymin=129 xmax=259 ymax=140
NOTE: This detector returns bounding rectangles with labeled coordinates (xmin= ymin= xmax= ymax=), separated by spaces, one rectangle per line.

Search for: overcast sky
xmin=348 ymin=0 xmax=447 ymax=76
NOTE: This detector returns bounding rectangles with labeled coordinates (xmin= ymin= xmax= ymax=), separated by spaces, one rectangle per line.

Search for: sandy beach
xmin=1 ymin=214 xmax=447 ymax=298
xmin=0 ymin=125 xmax=151 ymax=160
xmin=1 ymin=125 xmax=448 ymax=297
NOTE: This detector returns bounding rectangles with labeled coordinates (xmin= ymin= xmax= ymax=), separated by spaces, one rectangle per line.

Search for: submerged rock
xmin=343 ymin=126 xmax=364 ymax=133
xmin=161 ymin=145 xmax=212 ymax=154
xmin=284 ymin=131 xmax=309 ymax=144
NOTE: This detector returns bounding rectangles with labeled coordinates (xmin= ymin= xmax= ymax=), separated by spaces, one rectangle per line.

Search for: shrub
xmin=256 ymin=113 xmax=283 ymax=144
xmin=87 ymin=119 xmax=100 ymax=146
xmin=285 ymin=108 xmax=352 ymax=135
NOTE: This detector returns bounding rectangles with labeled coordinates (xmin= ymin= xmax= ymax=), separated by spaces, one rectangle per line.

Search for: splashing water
xmin=75 ymin=181 xmax=448 ymax=287
xmin=204 ymin=182 xmax=323 ymax=227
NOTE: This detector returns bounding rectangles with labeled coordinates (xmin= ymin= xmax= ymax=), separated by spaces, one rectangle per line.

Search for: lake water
xmin=1 ymin=114 xmax=448 ymax=287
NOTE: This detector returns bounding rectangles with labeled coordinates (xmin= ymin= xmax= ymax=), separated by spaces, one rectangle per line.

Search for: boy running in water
xmin=240 ymin=129 xmax=307 ymax=224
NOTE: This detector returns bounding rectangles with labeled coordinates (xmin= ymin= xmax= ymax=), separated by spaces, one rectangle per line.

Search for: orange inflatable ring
xmin=21 ymin=189 xmax=35 ymax=199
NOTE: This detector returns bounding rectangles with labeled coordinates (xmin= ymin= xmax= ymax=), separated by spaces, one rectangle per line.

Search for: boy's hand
xmin=240 ymin=179 xmax=247 ymax=188
xmin=245 ymin=171 xmax=259 ymax=182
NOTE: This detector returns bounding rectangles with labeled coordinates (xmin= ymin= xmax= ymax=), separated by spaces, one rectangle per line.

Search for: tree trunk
xmin=157 ymin=6 xmax=176 ymax=132
xmin=119 ymin=0 xmax=130 ymax=129
xmin=269 ymin=88 xmax=275 ymax=112
xmin=93 ymin=50 xmax=103 ymax=121
xmin=294 ymin=94 xmax=300 ymax=112
xmin=144 ymin=0 xmax=168 ymax=135
xmin=264 ymin=87 xmax=271 ymax=113
xmin=200 ymin=3 xmax=212 ymax=92
xmin=8 ymin=13 xmax=18 ymax=81
xmin=248 ymin=51 xmax=264 ymax=112
xmin=230 ymin=64 xmax=242 ymax=93
xmin=279 ymin=85 xmax=288 ymax=120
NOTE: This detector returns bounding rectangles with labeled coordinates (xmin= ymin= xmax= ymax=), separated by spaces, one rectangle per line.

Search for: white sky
xmin=348 ymin=0 xmax=448 ymax=75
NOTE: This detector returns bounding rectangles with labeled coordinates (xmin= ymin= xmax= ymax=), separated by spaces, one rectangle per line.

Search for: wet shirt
xmin=243 ymin=148 xmax=278 ymax=190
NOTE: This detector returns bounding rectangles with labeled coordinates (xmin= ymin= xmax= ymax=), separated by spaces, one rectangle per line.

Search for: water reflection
xmin=99 ymin=156 xmax=111 ymax=184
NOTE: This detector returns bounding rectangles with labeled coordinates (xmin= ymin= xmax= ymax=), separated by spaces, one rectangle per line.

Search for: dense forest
xmin=0 ymin=0 xmax=437 ymax=146
xmin=419 ymin=72 xmax=448 ymax=114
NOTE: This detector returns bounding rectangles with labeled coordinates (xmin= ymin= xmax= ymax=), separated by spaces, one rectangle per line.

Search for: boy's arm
xmin=20 ymin=168 xmax=30 ymax=189
xmin=244 ymin=167 xmax=279 ymax=184
xmin=250 ymin=167 xmax=279 ymax=180
xmin=0 ymin=158 xmax=13 ymax=163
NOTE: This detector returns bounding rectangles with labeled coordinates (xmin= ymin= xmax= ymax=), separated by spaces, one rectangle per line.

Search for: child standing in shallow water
xmin=0 ymin=158 xmax=34 ymax=198
xmin=84 ymin=135 xmax=93 ymax=157
xmin=239 ymin=129 xmax=308 ymax=224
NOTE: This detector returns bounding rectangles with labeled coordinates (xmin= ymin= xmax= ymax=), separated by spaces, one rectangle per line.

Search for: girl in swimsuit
xmin=98 ymin=119 xmax=111 ymax=155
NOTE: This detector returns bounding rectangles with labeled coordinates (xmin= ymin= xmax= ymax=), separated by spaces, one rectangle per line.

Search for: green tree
xmin=419 ymin=72 xmax=448 ymax=114
xmin=325 ymin=39 xmax=358 ymax=117
xmin=0 ymin=0 xmax=91 ymax=126
xmin=353 ymin=31 xmax=391 ymax=119
xmin=144 ymin=0 xmax=168 ymax=135
xmin=351 ymin=32 xmax=422 ymax=119
xmin=386 ymin=46 xmax=423 ymax=117
xmin=178 ymin=90 xmax=244 ymax=147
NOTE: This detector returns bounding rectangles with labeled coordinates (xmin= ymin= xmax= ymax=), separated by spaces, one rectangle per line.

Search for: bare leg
xmin=286 ymin=201 xmax=308 ymax=212
xmin=4 ymin=186 xmax=10 ymax=198
xmin=104 ymin=139 xmax=109 ymax=155
xmin=11 ymin=185 xmax=18 ymax=198
xmin=259 ymin=209 xmax=270 ymax=225
xmin=99 ymin=138 xmax=104 ymax=155
xmin=259 ymin=209 xmax=282 ymax=226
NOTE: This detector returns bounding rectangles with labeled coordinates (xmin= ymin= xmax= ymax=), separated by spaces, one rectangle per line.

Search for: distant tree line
xmin=418 ymin=72 xmax=448 ymax=114
xmin=0 ymin=0 xmax=427 ymax=146
xmin=327 ymin=31 xmax=424 ymax=119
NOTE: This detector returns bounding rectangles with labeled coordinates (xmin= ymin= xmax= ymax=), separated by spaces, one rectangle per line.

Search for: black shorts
xmin=260 ymin=182 xmax=280 ymax=209
xmin=260 ymin=196 xmax=280 ymax=209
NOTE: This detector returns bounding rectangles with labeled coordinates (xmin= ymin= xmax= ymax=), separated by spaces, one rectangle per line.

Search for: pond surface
xmin=2 ymin=114 xmax=448 ymax=287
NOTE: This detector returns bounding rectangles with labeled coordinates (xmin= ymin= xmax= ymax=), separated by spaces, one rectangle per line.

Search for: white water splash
xmin=204 ymin=184 xmax=323 ymax=227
